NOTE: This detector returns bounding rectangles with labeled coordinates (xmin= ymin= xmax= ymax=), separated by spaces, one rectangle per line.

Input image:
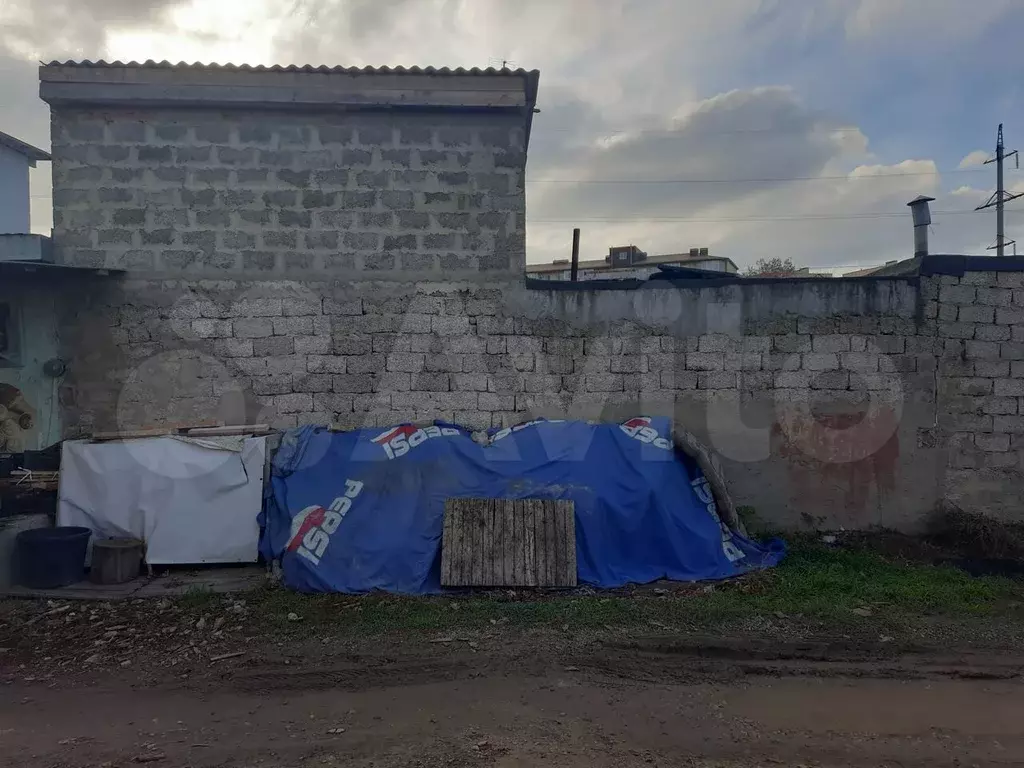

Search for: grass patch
xmin=247 ymin=540 xmax=1024 ymax=638
xmin=748 ymin=542 xmax=1020 ymax=617
xmin=176 ymin=586 xmax=218 ymax=609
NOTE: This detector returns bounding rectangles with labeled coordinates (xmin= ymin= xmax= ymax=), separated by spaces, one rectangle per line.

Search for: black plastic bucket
xmin=14 ymin=527 xmax=92 ymax=589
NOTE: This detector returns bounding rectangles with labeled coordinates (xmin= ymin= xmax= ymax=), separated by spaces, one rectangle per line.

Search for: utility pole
xmin=976 ymin=124 xmax=1022 ymax=256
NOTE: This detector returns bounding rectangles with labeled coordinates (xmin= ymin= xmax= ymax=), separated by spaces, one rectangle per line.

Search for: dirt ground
xmin=3 ymin=595 xmax=1024 ymax=767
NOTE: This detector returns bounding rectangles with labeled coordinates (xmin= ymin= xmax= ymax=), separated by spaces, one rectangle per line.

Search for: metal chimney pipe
xmin=570 ymin=228 xmax=580 ymax=282
xmin=907 ymin=195 xmax=935 ymax=258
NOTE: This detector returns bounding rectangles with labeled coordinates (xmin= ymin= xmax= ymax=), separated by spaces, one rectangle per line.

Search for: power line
xmin=529 ymin=209 xmax=1005 ymax=224
xmin=27 ymin=169 xmax=991 ymax=199
xmin=526 ymin=168 xmax=988 ymax=184
xmin=539 ymin=125 xmax=868 ymax=136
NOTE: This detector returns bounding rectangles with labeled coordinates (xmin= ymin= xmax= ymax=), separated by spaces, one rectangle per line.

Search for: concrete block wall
xmin=49 ymin=109 xmax=525 ymax=277
xmin=56 ymin=274 xmax=951 ymax=531
xmin=928 ymin=269 xmax=1024 ymax=518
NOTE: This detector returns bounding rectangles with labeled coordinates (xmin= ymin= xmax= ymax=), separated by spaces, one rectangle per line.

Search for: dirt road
xmin=4 ymin=637 xmax=1024 ymax=767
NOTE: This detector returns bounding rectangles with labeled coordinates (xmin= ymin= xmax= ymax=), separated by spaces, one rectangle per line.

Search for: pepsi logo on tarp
xmin=286 ymin=478 xmax=364 ymax=565
xmin=690 ymin=476 xmax=745 ymax=562
xmin=619 ymin=416 xmax=672 ymax=450
xmin=371 ymin=424 xmax=460 ymax=460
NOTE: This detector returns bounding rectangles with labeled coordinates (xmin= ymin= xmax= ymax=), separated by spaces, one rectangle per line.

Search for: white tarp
xmin=57 ymin=436 xmax=267 ymax=564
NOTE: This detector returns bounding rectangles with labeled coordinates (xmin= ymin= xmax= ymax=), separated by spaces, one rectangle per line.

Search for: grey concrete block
xmin=275 ymin=393 xmax=314 ymax=413
xmin=811 ymin=370 xmax=849 ymax=390
xmin=998 ymin=273 xmax=1024 ymax=288
xmin=773 ymin=335 xmax=812 ymax=353
xmin=585 ymin=373 xmax=624 ymax=392
xmin=295 ymin=335 xmax=332 ymax=354
xmin=995 ymin=379 xmax=1024 ymax=397
xmin=292 ymin=373 xmax=334 ymax=394
xmin=803 ymin=353 xmax=839 ymax=371
xmin=997 ymin=307 xmax=1024 ymax=325
xmin=982 ymin=396 xmax=1019 ymax=415
xmin=940 ymin=285 xmax=977 ymax=304
xmin=234 ymin=318 xmax=275 ymax=338
xmin=811 ymin=334 xmax=851 ymax=353
xmin=306 ymin=355 xmax=348 ymax=374
xmin=254 ymin=337 xmax=295 ymax=356
xmin=685 ymin=352 xmax=724 ymax=371
xmin=994 ymin=415 xmax=1024 ymax=433
xmin=254 ymin=375 xmax=294 ymax=396
xmin=959 ymin=305 xmax=996 ymax=324
xmin=723 ymin=352 xmax=762 ymax=371
xmin=975 ymin=325 xmax=1012 ymax=342
xmin=191 ymin=319 xmax=233 ymax=339
xmin=107 ymin=121 xmax=146 ymax=143
xmin=697 ymin=371 xmax=737 ymax=389
xmin=976 ymin=287 xmax=1013 ymax=306
xmin=941 ymin=412 xmax=993 ymax=432
xmin=976 ymin=360 xmax=1011 ymax=377
xmin=966 ymin=340 xmax=1001 ymax=360
xmin=774 ymin=370 xmax=811 ymax=388
xmin=213 ymin=338 xmax=254 ymax=358
xmin=1002 ymin=343 xmax=1024 ymax=360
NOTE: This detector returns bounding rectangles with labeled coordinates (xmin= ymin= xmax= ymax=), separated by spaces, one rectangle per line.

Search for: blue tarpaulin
xmin=260 ymin=417 xmax=784 ymax=594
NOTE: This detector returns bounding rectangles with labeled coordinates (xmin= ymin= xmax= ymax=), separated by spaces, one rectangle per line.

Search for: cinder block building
xmin=42 ymin=62 xmax=537 ymax=277
xmin=38 ymin=61 xmax=539 ymax=435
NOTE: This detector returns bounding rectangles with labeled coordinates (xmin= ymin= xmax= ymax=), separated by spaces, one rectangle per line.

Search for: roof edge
xmin=42 ymin=60 xmax=539 ymax=77
xmin=40 ymin=62 xmax=539 ymax=116
xmin=0 ymin=130 xmax=50 ymax=162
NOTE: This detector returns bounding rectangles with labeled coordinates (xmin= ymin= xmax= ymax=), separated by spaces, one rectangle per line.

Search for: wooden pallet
xmin=441 ymin=498 xmax=576 ymax=588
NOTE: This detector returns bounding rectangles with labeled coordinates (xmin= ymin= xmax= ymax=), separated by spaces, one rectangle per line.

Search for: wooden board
xmin=442 ymin=498 xmax=576 ymax=588
xmin=90 ymin=424 xmax=270 ymax=441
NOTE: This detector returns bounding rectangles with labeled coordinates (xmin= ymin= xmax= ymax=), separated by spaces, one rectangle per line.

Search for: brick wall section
xmin=50 ymin=110 xmax=525 ymax=277
xmin=931 ymin=270 xmax=1024 ymax=476
xmin=66 ymin=271 xmax=1024 ymax=529
xmin=59 ymin=278 xmax=929 ymax=434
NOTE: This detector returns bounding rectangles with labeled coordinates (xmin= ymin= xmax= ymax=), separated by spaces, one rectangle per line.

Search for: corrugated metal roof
xmin=44 ymin=60 xmax=538 ymax=76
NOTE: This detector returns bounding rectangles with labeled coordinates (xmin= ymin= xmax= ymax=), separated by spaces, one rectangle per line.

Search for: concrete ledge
xmin=0 ymin=234 xmax=52 ymax=263
xmin=515 ymin=276 xmax=919 ymax=330
xmin=921 ymin=254 xmax=1024 ymax=276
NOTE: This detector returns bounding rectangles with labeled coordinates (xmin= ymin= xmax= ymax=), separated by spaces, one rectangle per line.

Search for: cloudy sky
xmin=2 ymin=0 xmax=1023 ymax=272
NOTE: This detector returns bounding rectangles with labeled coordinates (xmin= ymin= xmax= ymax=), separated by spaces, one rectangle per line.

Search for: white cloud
xmin=524 ymin=87 xmax=964 ymax=269
xmin=0 ymin=0 xmax=1015 ymax=257
xmin=107 ymin=0 xmax=283 ymax=64
xmin=959 ymin=150 xmax=990 ymax=169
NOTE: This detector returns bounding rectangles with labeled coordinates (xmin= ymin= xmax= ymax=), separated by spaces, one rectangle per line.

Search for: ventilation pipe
xmin=907 ymin=195 xmax=935 ymax=258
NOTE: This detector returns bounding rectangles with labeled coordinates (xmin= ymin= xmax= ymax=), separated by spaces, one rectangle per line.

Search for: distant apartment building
xmin=526 ymin=245 xmax=738 ymax=281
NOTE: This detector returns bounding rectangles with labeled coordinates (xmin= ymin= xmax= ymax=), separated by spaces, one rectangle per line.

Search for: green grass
xmin=742 ymin=543 xmax=1020 ymax=617
xmin=240 ymin=541 xmax=1024 ymax=638
xmin=176 ymin=585 xmax=218 ymax=609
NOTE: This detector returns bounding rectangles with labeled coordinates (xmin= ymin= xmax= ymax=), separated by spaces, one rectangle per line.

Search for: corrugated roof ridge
xmin=43 ymin=60 xmax=538 ymax=75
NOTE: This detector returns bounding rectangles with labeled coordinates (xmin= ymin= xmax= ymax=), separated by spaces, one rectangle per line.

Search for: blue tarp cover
xmin=260 ymin=417 xmax=784 ymax=594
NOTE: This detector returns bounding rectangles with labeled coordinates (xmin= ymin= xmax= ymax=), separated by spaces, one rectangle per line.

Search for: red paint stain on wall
xmin=773 ymin=406 xmax=900 ymax=522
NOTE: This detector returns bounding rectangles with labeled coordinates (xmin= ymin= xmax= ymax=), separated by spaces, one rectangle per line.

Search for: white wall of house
xmin=0 ymin=145 xmax=31 ymax=234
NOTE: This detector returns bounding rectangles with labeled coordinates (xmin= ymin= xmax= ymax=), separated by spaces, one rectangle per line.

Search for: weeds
xmin=176 ymin=586 xmax=218 ymax=609
xmin=927 ymin=504 xmax=1024 ymax=559
xmin=246 ymin=538 xmax=1024 ymax=638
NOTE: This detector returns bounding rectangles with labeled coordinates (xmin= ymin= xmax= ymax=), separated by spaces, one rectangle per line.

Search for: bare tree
xmin=743 ymin=257 xmax=799 ymax=277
